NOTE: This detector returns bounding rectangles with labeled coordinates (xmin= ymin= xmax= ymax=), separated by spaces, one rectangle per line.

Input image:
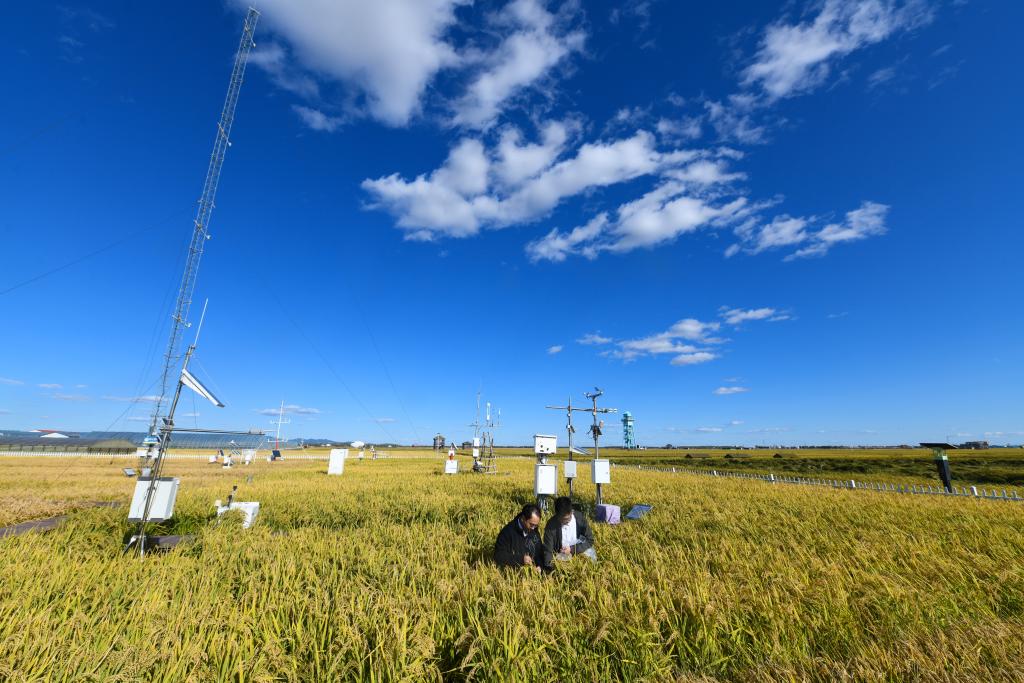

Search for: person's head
xmin=553 ymin=497 xmax=573 ymax=524
xmin=519 ymin=503 xmax=541 ymax=531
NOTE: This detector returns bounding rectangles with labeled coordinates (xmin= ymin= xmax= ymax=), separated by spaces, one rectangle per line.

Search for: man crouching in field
xmin=494 ymin=504 xmax=551 ymax=573
xmin=544 ymin=496 xmax=596 ymax=563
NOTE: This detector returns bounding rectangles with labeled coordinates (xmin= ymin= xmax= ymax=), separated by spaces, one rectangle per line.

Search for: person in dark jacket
xmin=494 ymin=504 xmax=551 ymax=572
xmin=543 ymin=496 xmax=596 ymax=562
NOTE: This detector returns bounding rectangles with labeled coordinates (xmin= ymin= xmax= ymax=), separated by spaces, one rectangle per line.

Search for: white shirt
xmin=560 ymin=514 xmax=578 ymax=548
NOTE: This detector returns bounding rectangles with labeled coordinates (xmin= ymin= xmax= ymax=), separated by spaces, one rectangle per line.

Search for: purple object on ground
xmin=594 ymin=504 xmax=621 ymax=524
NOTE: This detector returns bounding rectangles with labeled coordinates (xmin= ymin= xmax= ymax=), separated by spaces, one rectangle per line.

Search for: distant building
xmin=959 ymin=441 xmax=989 ymax=450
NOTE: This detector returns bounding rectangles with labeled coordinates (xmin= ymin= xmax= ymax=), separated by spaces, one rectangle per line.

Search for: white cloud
xmin=547 ymin=345 xmax=563 ymax=354
xmin=786 ymin=201 xmax=889 ymax=259
xmin=375 ymin=417 xmax=397 ymax=423
xmin=742 ymin=0 xmax=934 ymax=100
xmin=524 ymin=152 xmax=754 ymax=261
xmin=867 ymin=65 xmax=897 ymax=89
xmin=53 ymin=393 xmax=90 ymax=401
xmin=728 ymin=201 xmax=888 ymax=260
xmin=240 ymin=0 xmax=467 ymax=126
xmin=729 ymin=420 xmax=744 ymax=426
xmin=453 ymin=0 xmax=584 ymax=129
xmin=38 ymin=383 xmax=63 ymax=389
xmin=257 ymin=404 xmax=322 ymax=416
xmin=577 ymin=332 xmax=612 ymax=345
xmin=0 ymin=377 xmax=24 ymax=386
xmin=602 ymin=318 xmax=721 ymax=365
xmin=713 ymin=386 xmax=750 ymax=395
xmin=719 ymin=306 xmax=790 ymax=325
xmin=704 ymin=97 xmax=768 ymax=144
xmin=695 ymin=426 xmax=724 ymax=433
xmin=292 ymin=105 xmax=346 ymax=132
xmin=249 ymin=43 xmax=321 ymax=99
xmin=364 ymin=128 xmax=695 ymax=241
xmin=126 ymin=416 xmax=151 ymax=422
xmin=494 ymin=120 xmax=572 ymax=187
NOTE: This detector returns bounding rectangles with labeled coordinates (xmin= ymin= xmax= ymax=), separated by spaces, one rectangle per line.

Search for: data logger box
xmin=563 ymin=460 xmax=577 ymax=479
xmin=535 ymin=464 xmax=558 ymax=495
xmin=444 ymin=459 xmax=459 ymax=474
xmin=591 ymin=459 xmax=611 ymax=485
xmin=328 ymin=448 xmax=348 ymax=475
xmin=128 ymin=477 xmax=180 ymax=522
xmin=534 ymin=434 xmax=557 ymax=455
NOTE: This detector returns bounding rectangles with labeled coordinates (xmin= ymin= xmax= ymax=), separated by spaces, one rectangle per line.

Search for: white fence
xmin=618 ymin=462 xmax=1024 ymax=503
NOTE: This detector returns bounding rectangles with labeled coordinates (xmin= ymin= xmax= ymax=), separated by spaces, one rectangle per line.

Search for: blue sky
xmin=1 ymin=0 xmax=1021 ymax=446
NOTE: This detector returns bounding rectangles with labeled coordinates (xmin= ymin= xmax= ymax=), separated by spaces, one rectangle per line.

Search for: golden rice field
xmin=1 ymin=454 xmax=1023 ymax=682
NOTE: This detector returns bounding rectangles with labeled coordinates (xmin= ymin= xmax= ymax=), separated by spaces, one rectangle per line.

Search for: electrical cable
xmin=268 ymin=290 xmax=399 ymax=444
xmin=335 ymin=268 xmax=424 ymax=445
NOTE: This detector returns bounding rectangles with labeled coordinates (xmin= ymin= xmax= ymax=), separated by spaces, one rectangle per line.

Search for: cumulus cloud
xmin=727 ymin=201 xmax=889 ymax=260
xmin=364 ymin=128 xmax=696 ymax=242
xmin=547 ymin=345 xmax=564 ymax=354
xmin=524 ymin=152 xmax=755 ymax=261
xmin=599 ymin=317 xmax=722 ymax=365
xmin=742 ymin=0 xmax=934 ymax=100
xmin=292 ymin=105 xmax=346 ymax=132
xmin=257 ymin=404 xmax=322 ymax=416
xmin=713 ymin=386 xmax=750 ymax=395
xmin=453 ymin=0 xmax=584 ymax=129
xmin=249 ymin=43 xmax=321 ymax=99
xmin=577 ymin=332 xmax=612 ymax=345
xmin=239 ymin=0 xmax=467 ymax=126
xmin=719 ymin=306 xmax=790 ymax=325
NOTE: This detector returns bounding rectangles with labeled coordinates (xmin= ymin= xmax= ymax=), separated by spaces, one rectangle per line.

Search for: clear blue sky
xmin=1 ymin=1 xmax=1021 ymax=446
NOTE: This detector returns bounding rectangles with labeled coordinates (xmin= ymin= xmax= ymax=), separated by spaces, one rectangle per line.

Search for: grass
xmin=0 ymin=455 xmax=1022 ymax=681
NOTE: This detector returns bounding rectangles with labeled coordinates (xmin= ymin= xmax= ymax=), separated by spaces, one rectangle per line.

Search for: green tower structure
xmin=622 ymin=411 xmax=636 ymax=449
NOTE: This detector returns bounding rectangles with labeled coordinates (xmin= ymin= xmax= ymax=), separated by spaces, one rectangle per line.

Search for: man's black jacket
xmin=494 ymin=516 xmax=551 ymax=570
xmin=542 ymin=510 xmax=594 ymax=557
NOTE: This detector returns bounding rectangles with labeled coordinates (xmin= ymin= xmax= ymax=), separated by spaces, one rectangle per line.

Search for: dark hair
xmin=553 ymin=496 xmax=573 ymax=516
xmin=520 ymin=503 xmax=542 ymax=520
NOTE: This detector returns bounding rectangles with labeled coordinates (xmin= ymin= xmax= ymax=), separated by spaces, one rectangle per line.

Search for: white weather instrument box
xmin=534 ymin=434 xmax=557 ymax=455
xmin=444 ymin=459 xmax=459 ymax=474
xmin=535 ymin=464 xmax=558 ymax=495
xmin=216 ymin=501 xmax=261 ymax=529
xmin=127 ymin=477 xmax=180 ymax=522
xmin=328 ymin=448 xmax=348 ymax=475
xmin=564 ymin=460 xmax=577 ymax=479
xmin=591 ymin=459 xmax=611 ymax=485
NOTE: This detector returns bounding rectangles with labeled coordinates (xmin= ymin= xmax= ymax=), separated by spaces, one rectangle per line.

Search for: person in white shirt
xmin=543 ymin=496 xmax=596 ymax=562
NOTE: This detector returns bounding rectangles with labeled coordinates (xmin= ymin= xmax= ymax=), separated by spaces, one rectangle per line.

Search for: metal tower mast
xmin=147 ymin=7 xmax=260 ymax=442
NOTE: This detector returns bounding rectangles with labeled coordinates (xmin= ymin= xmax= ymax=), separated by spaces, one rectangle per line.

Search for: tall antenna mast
xmin=147 ymin=7 xmax=260 ymax=444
